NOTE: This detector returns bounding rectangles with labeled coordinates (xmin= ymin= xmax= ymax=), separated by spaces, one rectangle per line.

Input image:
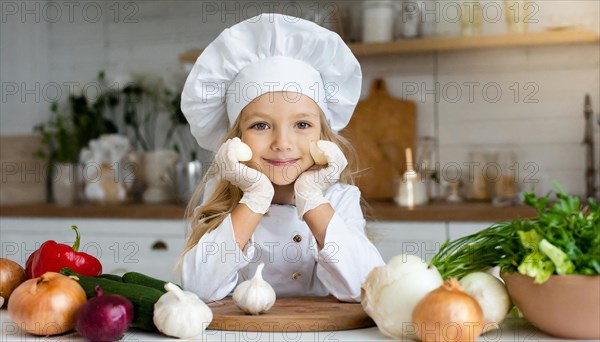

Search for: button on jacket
xmin=182 ymin=183 xmax=385 ymax=303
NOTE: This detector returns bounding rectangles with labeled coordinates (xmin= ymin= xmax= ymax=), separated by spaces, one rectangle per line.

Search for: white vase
xmin=52 ymin=163 xmax=78 ymax=206
xmin=142 ymin=150 xmax=179 ymax=203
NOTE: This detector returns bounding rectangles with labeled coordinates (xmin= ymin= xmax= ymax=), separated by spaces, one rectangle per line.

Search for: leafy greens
xmin=430 ymin=184 xmax=599 ymax=283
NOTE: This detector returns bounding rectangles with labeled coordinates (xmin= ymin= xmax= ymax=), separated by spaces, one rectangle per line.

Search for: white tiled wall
xmin=436 ymin=43 xmax=599 ymax=197
xmin=1 ymin=0 xmax=599 ymax=197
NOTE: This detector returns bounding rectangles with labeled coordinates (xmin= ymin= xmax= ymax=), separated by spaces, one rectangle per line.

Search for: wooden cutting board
xmin=207 ymin=296 xmax=375 ymax=332
xmin=341 ymin=79 xmax=416 ymax=200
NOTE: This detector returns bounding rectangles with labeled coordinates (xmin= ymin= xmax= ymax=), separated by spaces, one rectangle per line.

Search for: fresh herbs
xmin=34 ymin=70 xmax=191 ymax=163
xmin=34 ymin=103 xmax=81 ymax=163
xmin=430 ymin=185 xmax=599 ymax=283
xmin=34 ymin=71 xmax=119 ymax=163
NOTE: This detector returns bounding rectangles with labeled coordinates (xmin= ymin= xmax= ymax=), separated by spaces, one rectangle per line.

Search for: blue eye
xmin=297 ymin=122 xmax=311 ymax=129
xmin=251 ymin=122 xmax=268 ymax=130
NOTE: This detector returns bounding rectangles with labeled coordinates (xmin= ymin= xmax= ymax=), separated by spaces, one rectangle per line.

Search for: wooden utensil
xmin=341 ymin=79 xmax=416 ymax=200
xmin=207 ymin=296 xmax=375 ymax=332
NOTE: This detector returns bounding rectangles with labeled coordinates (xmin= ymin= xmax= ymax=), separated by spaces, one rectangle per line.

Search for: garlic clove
xmin=233 ymin=139 xmax=253 ymax=162
xmin=310 ymin=141 xmax=328 ymax=165
xmin=233 ymin=263 xmax=276 ymax=315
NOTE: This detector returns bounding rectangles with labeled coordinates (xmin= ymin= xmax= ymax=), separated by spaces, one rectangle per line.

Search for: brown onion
xmin=0 ymin=258 xmax=27 ymax=307
xmin=412 ymin=279 xmax=484 ymax=342
xmin=8 ymin=272 xmax=87 ymax=335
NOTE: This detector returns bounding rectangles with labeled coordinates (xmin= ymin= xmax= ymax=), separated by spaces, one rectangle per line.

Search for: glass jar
xmin=363 ymin=0 xmax=395 ymax=42
xmin=466 ymin=151 xmax=492 ymax=201
xmin=460 ymin=0 xmax=483 ymax=36
xmin=420 ymin=0 xmax=437 ymax=38
xmin=492 ymin=151 xmax=519 ymax=205
xmin=396 ymin=0 xmax=421 ymax=39
xmin=416 ymin=137 xmax=440 ymax=200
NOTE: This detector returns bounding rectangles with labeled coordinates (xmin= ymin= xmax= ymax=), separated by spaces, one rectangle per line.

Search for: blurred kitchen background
xmin=2 ymin=0 xmax=599 ymax=206
xmin=1 ymin=1 xmax=598 ymax=278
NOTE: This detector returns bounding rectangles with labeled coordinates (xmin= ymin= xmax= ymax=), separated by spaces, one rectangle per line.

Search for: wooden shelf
xmin=366 ymin=200 xmax=536 ymax=222
xmin=0 ymin=201 xmax=536 ymax=222
xmin=179 ymin=28 xmax=599 ymax=63
xmin=0 ymin=203 xmax=187 ymax=220
xmin=348 ymin=28 xmax=599 ymax=57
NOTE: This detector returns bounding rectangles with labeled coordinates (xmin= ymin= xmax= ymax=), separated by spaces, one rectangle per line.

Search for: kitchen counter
xmin=0 ymin=310 xmax=593 ymax=341
xmin=0 ymin=201 xmax=535 ymax=222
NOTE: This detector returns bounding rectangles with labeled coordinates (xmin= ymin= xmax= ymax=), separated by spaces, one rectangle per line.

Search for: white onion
xmin=361 ymin=254 xmax=443 ymax=340
xmin=459 ymin=272 xmax=510 ymax=331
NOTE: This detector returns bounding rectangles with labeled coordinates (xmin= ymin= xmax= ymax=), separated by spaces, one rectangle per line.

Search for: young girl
xmin=179 ymin=13 xmax=384 ymax=303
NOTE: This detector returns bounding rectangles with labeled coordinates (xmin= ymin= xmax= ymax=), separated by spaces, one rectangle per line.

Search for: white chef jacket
xmin=181 ymin=183 xmax=385 ymax=303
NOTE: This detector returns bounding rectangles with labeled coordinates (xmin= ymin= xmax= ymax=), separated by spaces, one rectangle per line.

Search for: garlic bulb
xmin=233 ymin=263 xmax=276 ymax=315
xmin=153 ymin=283 xmax=213 ymax=339
xmin=361 ymin=254 xmax=443 ymax=340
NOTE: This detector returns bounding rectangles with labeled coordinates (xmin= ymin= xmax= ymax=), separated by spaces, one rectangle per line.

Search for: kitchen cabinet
xmin=366 ymin=221 xmax=499 ymax=263
xmin=0 ymin=218 xmax=185 ymax=284
xmin=366 ymin=221 xmax=446 ymax=262
xmin=1 ymin=216 xmax=498 ymax=280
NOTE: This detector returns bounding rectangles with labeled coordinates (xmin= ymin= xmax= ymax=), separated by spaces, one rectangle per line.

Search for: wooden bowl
xmin=501 ymin=272 xmax=600 ymax=339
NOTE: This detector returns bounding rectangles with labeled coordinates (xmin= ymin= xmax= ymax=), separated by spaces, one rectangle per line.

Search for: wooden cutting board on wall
xmin=341 ymin=79 xmax=416 ymax=200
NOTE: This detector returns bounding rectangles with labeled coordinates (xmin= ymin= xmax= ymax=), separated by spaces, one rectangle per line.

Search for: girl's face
xmin=240 ymin=91 xmax=322 ymax=185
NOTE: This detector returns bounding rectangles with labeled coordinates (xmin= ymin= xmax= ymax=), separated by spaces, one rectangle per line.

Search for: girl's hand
xmin=213 ymin=137 xmax=274 ymax=214
xmin=294 ymin=140 xmax=348 ymax=220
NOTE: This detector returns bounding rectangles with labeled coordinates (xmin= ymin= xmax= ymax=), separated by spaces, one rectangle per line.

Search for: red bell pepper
xmin=25 ymin=225 xmax=102 ymax=278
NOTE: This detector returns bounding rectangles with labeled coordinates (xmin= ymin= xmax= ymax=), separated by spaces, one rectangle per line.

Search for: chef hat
xmin=181 ymin=13 xmax=362 ymax=152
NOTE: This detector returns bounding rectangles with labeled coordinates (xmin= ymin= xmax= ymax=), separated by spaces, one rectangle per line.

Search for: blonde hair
xmin=176 ymin=111 xmax=369 ymax=272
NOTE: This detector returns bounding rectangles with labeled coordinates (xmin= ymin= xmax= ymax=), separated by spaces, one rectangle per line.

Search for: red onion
xmin=76 ymin=285 xmax=134 ymax=342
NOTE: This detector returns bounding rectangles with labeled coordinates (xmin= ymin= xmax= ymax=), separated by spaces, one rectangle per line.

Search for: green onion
xmin=430 ymin=184 xmax=599 ymax=281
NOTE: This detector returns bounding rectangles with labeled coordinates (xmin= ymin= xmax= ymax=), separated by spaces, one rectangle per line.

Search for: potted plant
xmin=34 ymin=103 xmax=83 ymax=206
xmin=36 ymin=70 xmax=197 ymax=205
xmin=34 ymin=71 xmax=119 ymax=205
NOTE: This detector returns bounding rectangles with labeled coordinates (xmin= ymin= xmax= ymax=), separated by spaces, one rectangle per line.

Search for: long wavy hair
xmin=176 ymin=110 xmax=370 ymax=272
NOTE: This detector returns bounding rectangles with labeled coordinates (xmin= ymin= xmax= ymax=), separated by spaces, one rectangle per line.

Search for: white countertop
xmin=1 ymin=309 xmax=593 ymax=342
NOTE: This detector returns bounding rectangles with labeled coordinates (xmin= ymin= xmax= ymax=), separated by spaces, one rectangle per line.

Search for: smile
xmin=263 ymin=158 xmax=299 ymax=167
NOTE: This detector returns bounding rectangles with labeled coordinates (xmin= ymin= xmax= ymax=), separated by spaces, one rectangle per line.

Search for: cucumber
xmin=122 ymin=271 xmax=181 ymax=293
xmin=98 ymin=273 xmax=123 ymax=282
xmin=60 ymin=267 xmax=162 ymax=331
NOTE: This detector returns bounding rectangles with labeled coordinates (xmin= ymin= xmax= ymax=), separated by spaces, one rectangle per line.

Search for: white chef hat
xmin=181 ymin=13 xmax=362 ymax=152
